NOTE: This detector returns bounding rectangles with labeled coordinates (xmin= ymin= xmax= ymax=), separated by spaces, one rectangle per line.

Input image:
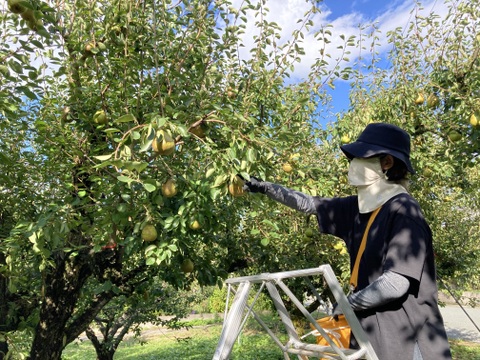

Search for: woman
xmin=243 ymin=123 xmax=452 ymax=360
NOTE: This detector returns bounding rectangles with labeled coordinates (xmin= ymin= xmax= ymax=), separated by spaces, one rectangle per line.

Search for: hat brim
xmin=341 ymin=141 xmax=415 ymax=174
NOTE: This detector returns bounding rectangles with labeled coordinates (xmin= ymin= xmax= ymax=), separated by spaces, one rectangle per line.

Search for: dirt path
xmin=440 ymin=305 xmax=480 ymax=343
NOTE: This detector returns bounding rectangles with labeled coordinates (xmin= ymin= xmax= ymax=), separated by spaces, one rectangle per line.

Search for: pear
xmin=26 ymin=18 xmax=43 ymax=31
xmin=93 ymin=110 xmax=108 ymax=125
xmin=228 ymin=175 xmax=245 ymax=197
xmin=189 ymin=124 xmax=206 ymax=138
xmin=470 ymin=113 xmax=479 ymax=127
xmin=448 ymin=130 xmax=461 ymax=142
xmin=161 ymin=178 xmax=177 ymax=198
xmin=427 ymin=94 xmax=439 ymax=108
xmin=422 ymin=168 xmax=434 ymax=178
xmin=282 ymin=163 xmax=293 ymax=173
xmin=189 ymin=220 xmax=201 ymax=230
xmin=181 ymin=258 xmax=194 ymax=273
xmin=152 ymin=130 xmax=175 ymax=155
xmin=20 ymin=8 xmax=35 ymax=22
xmin=414 ymin=93 xmax=425 ymax=105
xmin=141 ymin=224 xmax=157 ymax=242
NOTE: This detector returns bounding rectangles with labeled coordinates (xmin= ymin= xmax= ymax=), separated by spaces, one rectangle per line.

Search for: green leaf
xmin=154 ymin=116 xmax=168 ymax=127
xmin=145 ymin=244 xmax=157 ymax=254
xmin=210 ymin=187 xmax=222 ymax=200
xmin=116 ymin=114 xmax=136 ymax=123
xmin=213 ymin=174 xmax=228 ymax=187
xmin=143 ymin=183 xmax=156 ymax=192
xmin=0 ymin=153 xmax=13 ymax=164
xmin=122 ymin=161 xmax=148 ymax=173
xmin=139 ymin=124 xmax=155 ymax=153
xmin=10 ymin=61 xmax=23 ymax=74
xmin=30 ymin=40 xmax=44 ymax=49
xmin=103 ymin=127 xmax=121 ymax=134
xmin=205 ymin=168 xmax=215 ymax=178
xmin=117 ymin=175 xmax=134 ymax=184
xmin=94 ymin=154 xmax=113 ymax=161
xmin=18 ymin=86 xmax=37 ymax=100
xmin=247 ymin=148 xmax=256 ymax=162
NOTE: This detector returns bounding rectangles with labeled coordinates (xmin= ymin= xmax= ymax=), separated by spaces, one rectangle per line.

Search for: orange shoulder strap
xmin=349 ymin=206 xmax=382 ymax=291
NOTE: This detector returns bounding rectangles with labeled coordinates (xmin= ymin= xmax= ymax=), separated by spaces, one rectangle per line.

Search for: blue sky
xmin=325 ymin=0 xmax=404 ymax=19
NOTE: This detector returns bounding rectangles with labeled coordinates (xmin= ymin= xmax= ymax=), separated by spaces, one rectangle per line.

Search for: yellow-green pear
xmin=161 ymin=179 xmax=177 ymax=198
xmin=470 ymin=113 xmax=479 ymax=127
xmin=152 ymin=130 xmax=175 ymax=155
xmin=141 ymin=224 xmax=157 ymax=242
xmin=414 ymin=93 xmax=424 ymax=105
xmin=93 ymin=110 xmax=108 ymax=125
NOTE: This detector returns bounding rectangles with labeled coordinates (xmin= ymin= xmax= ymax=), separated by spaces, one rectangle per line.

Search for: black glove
xmin=332 ymin=294 xmax=356 ymax=318
xmin=331 ymin=302 xmax=343 ymax=318
xmin=243 ymin=176 xmax=267 ymax=194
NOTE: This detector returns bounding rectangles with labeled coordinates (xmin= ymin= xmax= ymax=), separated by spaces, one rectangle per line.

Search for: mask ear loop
xmin=379 ymin=155 xmax=390 ymax=180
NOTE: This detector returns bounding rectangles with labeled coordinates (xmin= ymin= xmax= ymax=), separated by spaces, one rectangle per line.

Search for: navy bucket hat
xmin=340 ymin=123 xmax=415 ymax=174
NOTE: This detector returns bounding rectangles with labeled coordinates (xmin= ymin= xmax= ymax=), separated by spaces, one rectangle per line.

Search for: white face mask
xmin=348 ymin=157 xmax=407 ymax=213
xmin=348 ymin=158 xmax=384 ymax=186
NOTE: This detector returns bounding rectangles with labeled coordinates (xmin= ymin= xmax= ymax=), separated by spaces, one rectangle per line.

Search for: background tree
xmin=84 ymin=279 xmax=192 ymax=360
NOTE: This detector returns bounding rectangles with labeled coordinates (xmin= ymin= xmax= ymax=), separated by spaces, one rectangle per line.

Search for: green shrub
xmin=208 ymin=287 xmax=228 ymax=313
xmin=208 ymin=286 xmax=274 ymax=314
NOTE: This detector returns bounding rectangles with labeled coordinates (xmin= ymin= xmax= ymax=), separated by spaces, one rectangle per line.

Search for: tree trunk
xmin=0 ymin=342 xmax=7 ymax=360
xmin=85 ymin=328 xmax=116 ymax=360
xmin=96 ymin=349 xmax=115 ymax=360
xmin=0 ymin=252 xmax=9 ymax=360
xmin=28 ymin=251 xmax=92 ymax=360
xmin=27 ymin=247 xmax=137 ymax=359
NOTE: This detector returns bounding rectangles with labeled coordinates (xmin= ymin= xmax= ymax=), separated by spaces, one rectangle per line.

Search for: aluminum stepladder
xmin=212 ymin=265 xmax=378 ymax=360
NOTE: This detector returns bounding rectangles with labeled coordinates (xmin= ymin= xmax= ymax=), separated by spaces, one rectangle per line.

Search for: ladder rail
xmin=224 ymin=266 xmax=331 ymax=285
xmin=212 ymin=282 xmax=251 ymax=360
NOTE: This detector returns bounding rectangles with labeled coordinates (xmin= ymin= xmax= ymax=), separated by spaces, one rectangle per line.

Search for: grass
xmin=62 ymin=312 xmax=292 ymax=360
xmin=62 ymin=317 xmax=480 ymax=360
xmin=62 ymin=323 xmax=285 ymax=360
xmin=450 ymin=340 xmax=480 ymax=360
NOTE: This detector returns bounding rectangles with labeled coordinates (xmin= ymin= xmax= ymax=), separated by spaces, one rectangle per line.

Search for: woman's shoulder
xmin=387 ymin=193 xmax=424 ymax=217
